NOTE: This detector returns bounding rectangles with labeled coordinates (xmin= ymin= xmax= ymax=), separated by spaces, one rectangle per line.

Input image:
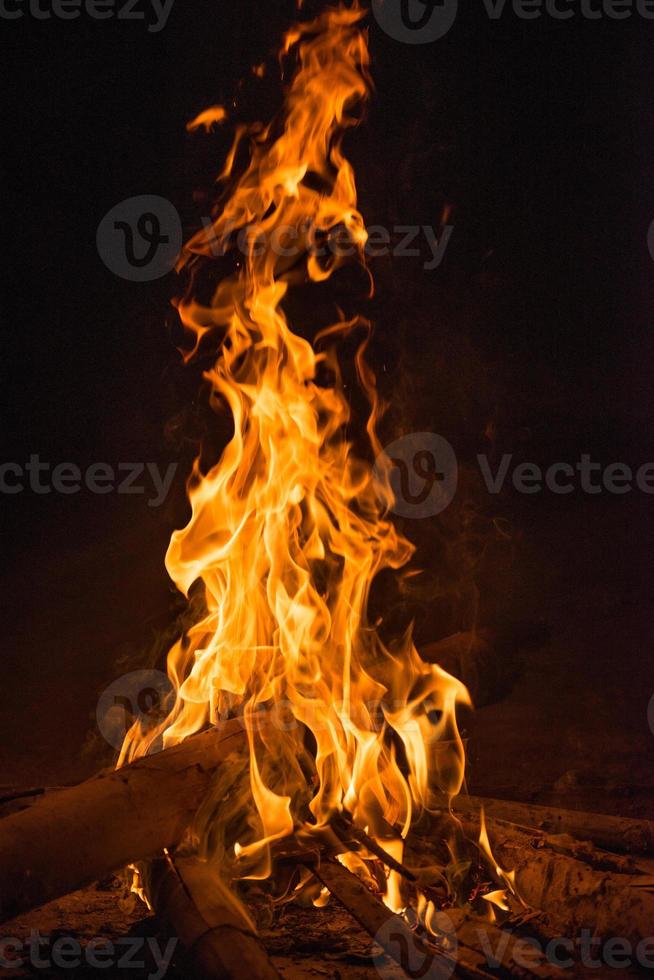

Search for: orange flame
xmin=121 ymin=2 xmax=470 ymax=904
xmin=186 ymin=105 xmax=228 ymax=133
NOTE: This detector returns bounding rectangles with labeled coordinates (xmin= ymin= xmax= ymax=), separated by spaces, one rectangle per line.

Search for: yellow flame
xmin=478 ymin=809 xmax=521 ymax=913
xmin=482 ymin=890 xmax=510 ymax=912
xmin=121 ymin=2 xmax=470 ymax=906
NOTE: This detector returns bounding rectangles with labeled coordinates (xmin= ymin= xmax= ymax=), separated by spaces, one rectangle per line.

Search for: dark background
xmin=1 ymin=1 xmax=653 ymax=811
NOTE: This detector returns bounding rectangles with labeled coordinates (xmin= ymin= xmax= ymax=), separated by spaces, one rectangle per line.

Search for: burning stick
xmin=330 ymin=814 xmax=418 ymax=882
xmin=308 ymin=859 xmax=558 ymax=979
xmin=0 ymin=722 xmax=244 ymax=925
xmin=146 ymin=854 xmax=281 ymax=980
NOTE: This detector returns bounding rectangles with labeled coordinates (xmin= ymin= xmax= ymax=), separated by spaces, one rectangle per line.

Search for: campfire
xmin=1 ymin=4 xmax=653 ymax=979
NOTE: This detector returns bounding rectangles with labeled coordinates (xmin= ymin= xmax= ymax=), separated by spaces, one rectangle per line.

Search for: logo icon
xmin=375 ymin=433 xmax=458 ymax=518
xmin=373 ymin=913 xmax=457 ymax=979
xmin=372 ymin=0 xmax=458 ymax=43
xmin=96 ymin=669 xmax=173 ymax=749
xmin=97 ymin=195 xmax=182 ymax=281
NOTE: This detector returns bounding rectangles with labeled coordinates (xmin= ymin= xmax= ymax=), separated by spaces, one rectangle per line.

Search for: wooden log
xmin=450 ymin=794 xmax=654 ymax=856
xmin=486 ymin=824 xmax=654 ymax=949
xmin=0 ymin=721 xmax=245 ymax=925
xmin=0 ymin=787 xmax=47 ymax=806
xmin=446 ymin=909 xmax=568 ymax=979
xmin=310 ymin=859 xmax=470 ymax=979
xmin=0 ymin=787 xmax=66 ymax=819
xmin=308 ymin=858 xmax=553 ymax=979
xmin=424 ymin=814 xmax=654 ymax=949
xmin=522 ymin=832 xmax=654 ymax=878
xmin=146 ymin=855 xmax=281 ymax=980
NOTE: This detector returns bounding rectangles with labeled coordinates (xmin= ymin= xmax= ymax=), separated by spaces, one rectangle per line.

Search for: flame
xmin=477 ymin=809 xmax=521 ymax=914
xmin=121 ymin=2 xmax=470 ymax=908
xmin=187 ymin=105 xmax=228 ymax=133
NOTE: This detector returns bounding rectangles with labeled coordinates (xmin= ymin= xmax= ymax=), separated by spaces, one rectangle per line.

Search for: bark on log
xmin=450 ymin=794 xmax=654 ymax=856
xmin=0 ymin=722 xmax=245 ymax=925
xmin=427 ymin=814 xmax=654 ymax=948
xmin=146 ymin=855 xmax=281 ymax=980
xmin=488 ymin=826 xmax=654 ymax=949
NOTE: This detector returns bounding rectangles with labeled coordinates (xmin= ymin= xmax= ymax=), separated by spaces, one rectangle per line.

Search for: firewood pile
xmin=1 ymin=725 xmax=652 ymax=980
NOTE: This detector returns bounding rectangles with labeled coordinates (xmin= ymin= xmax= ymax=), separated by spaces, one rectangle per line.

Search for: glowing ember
xmin=120 ymin=1 xmax=472 ymax=915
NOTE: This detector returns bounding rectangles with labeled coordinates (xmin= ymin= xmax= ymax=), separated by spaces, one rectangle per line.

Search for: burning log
xmin=425 ymin=811 xmax=654 ymax=948
xmin=146 ymin=855 xmax=281 ymax=980
xmin=450 ymin=794 xmax=654 ymax=856
xmin=487 ymin=825 xmax=654 ymax=948
xmin=309 ymin=858 xmax=478 ymax=980
xmin=309 ymin=859 xmax=559 ymax=979
xmin=0 ymin=722 xmax=245 ymax=925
